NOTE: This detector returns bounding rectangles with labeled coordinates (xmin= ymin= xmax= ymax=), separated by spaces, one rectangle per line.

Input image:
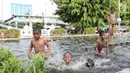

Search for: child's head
xmin=33 ymin=27 xmax=41 ymax=40
xmin=63 ymin=52 xmax=72 ymax=65
xmin=110 ymin=7 xmax=115 ymax=13
xmin=86 ymin=59 xmax=95 ymax=68
xmin=98 ymin=30 xmax=106 ymax=39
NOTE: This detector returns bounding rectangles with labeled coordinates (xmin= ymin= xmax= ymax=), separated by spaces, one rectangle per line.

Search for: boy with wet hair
xmin=28 ymin=27 xmax=51 ymax=59
xmin=86 ymin=59 xmax=95 ymax=68
xmin=95 ymin=30 xmax=109 ymax=56
xmin=104 ymin=7 xmax=116 ymax=44
xmin=63 ymin=52 xmax=72 ymax=65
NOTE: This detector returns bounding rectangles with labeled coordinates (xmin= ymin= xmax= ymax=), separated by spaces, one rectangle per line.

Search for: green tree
xmin=54 ymin=0 xmax=111 ymax=34
xmin=120 ymin=0 xmax=130 ymax=21
xmin=32 ymin=22 xmax=44 ymax=29
xmin=111 ymin=0 xmax=130 ymax=21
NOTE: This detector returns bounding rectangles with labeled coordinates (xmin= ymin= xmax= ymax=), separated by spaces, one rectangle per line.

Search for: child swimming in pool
xmin=28 ymin=26 xmax=51 ymax=59
xmin=63 ymin=52 xmax=72 ymax=65
xmin=86 ymin=59 xmax=95 ymax=68
xmin=63 ymin=52 xmax=95 ymax=68
xmin=95 ymin=30 xmax=109 ymax=56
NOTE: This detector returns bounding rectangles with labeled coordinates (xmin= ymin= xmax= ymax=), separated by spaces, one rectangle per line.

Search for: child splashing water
xmin=95 ymin=30 xmax=109 ymax=56
xmin=63 ymin=52 xmax=72 ymax=65
xmin=28 ymin=27 xmax=51 ymax=59
xmin=104 ymin=7 xmax=116 ymax=44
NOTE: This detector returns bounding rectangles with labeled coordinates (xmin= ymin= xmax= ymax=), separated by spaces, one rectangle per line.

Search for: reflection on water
xmin=0 ymin=36 xmax=130 ymax=73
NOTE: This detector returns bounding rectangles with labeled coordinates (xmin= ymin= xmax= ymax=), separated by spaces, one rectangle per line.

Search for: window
xmin=16 ymin=4 xmax=18 ymax=6
xmin=24 ymin=5 xmax=26 ymax=7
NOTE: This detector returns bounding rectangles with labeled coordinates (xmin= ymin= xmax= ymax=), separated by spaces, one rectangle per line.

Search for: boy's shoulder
xmin=110 ymin=12 xmax=115 ymax=15
xmin=40 ymin=36 xmax=47 ymax=40
xmin=96 ymin=39 xmax=100 ymax=43
xmin=31 ymin=38 xmax=35 ymax=41
xmin=97 ymin=39 xmax=101 ymax=42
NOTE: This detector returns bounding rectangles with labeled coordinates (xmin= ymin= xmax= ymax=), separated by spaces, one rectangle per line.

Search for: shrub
xmin=27 ymin=53 xmax=47 ymax=73
xmin=0 ymin=46 xmax=26 ymax=73
xmin=0 ymin=46 xmax=47 ymax=73
xmin=0 ymin=46 xmax=14 ymax=66
xmin=127 ymin=28 xmax=130 ymax=32
xmin=113 ymin=27 xmax=118 ymax=33
xmin=84 ymin=28 xmax=96 ymax=34
xmin=0 ymin=56 xmax=26 ymax=73
xmin=50 ymin=28 xmax=66 ymax=36
xmin=0 ymin=29 xmax=20 ymax=38
xmin=32 ymin=22 xmax=44 ymax=29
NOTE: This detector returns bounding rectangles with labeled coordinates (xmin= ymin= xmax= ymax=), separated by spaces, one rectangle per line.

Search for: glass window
xmin=11 ymin=3 xmax=14 ymax=6
xmin=27 ymin=5 xmax=29 ymax=8
xmin=16 ymin=4 xmax=18 ymax=6
xmin=11 ymin=3 xmax=13 ymax=6
xmin=20 ymin=11 xmax=22 ymax=15
xmin=21 ymin=4 xmax=23 ymax=7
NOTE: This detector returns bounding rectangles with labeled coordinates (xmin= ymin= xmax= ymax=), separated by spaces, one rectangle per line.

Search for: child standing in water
xmin=28 ymin=27 xmax=51 ymax=59
xmin=104 ymin=7 xmax=116 ymax=44
xmin=95 ymin=30 xmax=109 ymax=56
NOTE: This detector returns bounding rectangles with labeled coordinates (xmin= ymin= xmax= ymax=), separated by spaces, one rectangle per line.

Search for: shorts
xmin=94 ymin=47 xmax=104 ymax=55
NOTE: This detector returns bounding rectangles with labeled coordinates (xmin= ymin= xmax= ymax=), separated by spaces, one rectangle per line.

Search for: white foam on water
xmin=116 ymin=68 xmax=130 ymax=73
xmin=45 ymin=50 xmax=64 ymax=70
xmin=71 ymin=60 xmax=86 ymax=70
xmin=95 ymin=58 xmax=112 ymax=68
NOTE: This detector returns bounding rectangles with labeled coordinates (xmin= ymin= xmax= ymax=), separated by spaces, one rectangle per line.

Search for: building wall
xmin=0 ymin=0 xmax=57 ymax=21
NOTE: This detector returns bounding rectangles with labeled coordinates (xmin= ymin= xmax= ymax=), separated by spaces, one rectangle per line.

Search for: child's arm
xmin=28 ymin=40 xmax=33 ymax=59
xmin=44 ymin=39 xmax=51 ymax=57
xmin=104 ymin=13 xmax=110 ymax=21
xmin=95 ymin=40 xmax=100 ymax=54
xmin=106 ymin=41 xmax=109 ymax=56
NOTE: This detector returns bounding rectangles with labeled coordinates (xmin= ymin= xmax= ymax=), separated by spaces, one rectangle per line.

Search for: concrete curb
xmin=0 ymin=38 xmax=20 ymax=41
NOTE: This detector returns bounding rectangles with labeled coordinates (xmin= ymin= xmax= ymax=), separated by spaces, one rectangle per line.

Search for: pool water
xmin=1 ymin=36 xmax=130 ymax=73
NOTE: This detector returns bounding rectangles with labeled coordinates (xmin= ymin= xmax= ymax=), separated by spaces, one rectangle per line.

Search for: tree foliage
xmin=120 ymin=0 xmax=130 ymax=21
xmin=32 ymin=22 xmax=44 ymax=29
xmin=110 ymin=0 xmax=130 ymax=21
xmin=54 ymin=0 xmax=111 ymax=33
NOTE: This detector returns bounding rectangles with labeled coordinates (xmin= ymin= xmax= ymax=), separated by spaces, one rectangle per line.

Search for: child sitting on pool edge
xmin=63 ymin=52 xmax=72 ymax=65
xmin=95 ymin=30 xmax=109 ymax=56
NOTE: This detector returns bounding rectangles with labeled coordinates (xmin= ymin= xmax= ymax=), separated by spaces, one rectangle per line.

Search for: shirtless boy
xmin=104 ymin=7 xmax=116 ymax=44
xmin=28 ymin=27 xmax=51 ymax=59
xmin=95 ymin=30 xmax=109 ymax=56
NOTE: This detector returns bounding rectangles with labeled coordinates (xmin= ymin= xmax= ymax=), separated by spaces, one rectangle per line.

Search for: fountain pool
xmin=1 ymin=36 xmax=130 ymax=73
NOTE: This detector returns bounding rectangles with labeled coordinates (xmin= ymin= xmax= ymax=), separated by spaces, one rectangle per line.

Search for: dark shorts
xmin=94 ymin=47 xmax=102 ymax=53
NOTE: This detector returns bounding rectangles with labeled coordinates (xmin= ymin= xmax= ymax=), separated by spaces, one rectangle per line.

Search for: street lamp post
xmin=51 ymin=0 xmax=55 ymax=28
xmin=28 ymin=10 xmax=32 ymax=27
xmin=117 ymin=0 xmax=121 ymax=32
xmin=110 ymin=0 xmax=112 ymax=8
xmin=1 ymin=0 xmax=3 ymax=25
xmin=52 ymin=0 xmax=53 ymax=24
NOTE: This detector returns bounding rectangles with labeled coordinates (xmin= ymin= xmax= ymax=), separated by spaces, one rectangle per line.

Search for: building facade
xmin=10 ymin=3 xmax=32 ymax=16
xmin=0 ymin=0 xmax=57 ymax=21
